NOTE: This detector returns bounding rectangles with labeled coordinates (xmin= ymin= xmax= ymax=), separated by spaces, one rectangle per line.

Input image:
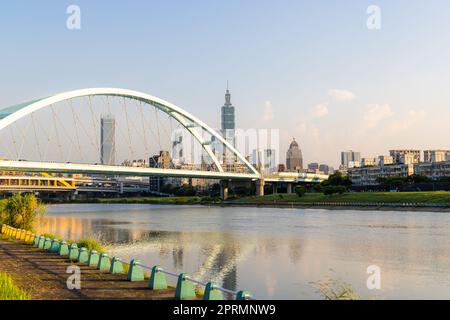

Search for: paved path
xmin=0 ymin=239 xmax=176 ymax=300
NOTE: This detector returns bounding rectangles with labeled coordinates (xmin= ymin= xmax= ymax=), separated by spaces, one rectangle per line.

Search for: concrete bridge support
xmin=220 ymin=180 xmax=229 ymax=200
xmin=256 ymin=179 xmax=265 ymax=196
xmin=286 ymin=183 xmax=293 ymax=194
xmin=272 ymin=183 xmax=278 ymax=194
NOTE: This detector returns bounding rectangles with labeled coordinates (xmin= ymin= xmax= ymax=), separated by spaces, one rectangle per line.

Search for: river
xmin=36 ymin=204 xmax=450 ymax=299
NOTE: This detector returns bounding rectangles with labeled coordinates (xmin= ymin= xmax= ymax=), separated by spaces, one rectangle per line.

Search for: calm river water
xmin=36 ymin=204 xmax=450 ymax=299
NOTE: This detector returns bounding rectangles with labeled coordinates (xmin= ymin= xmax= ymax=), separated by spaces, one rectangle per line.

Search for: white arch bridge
xmin=0 ymin=88 xmax=327 ymax=194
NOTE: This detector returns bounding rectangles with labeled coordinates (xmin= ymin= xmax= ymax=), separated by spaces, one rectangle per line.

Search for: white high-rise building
xmin=100 ymin=115 xmax=116 ymax=165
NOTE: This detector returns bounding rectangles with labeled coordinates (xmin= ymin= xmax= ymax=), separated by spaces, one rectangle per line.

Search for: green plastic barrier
xmin=127 ymin=259 xmax=145 ymax=282
xmin=68 ymin=244 xmax=79 ymax=261
xmin=175 ymin=273 xmax=196 ymax=300
xmin=88 ymin=250 xmax=100 ymax=267
xmin=110 ymin=257 xmax=124 ymax=274
xmin=78 ymin=247 xmax=89 ymax=264
xmin=203 ymin=282 xmax=223 ymax=300
xmin=59 ymin=241 xmax=69 ymax=256
xmin=236 ymin=291 xmax=253 ymax=300
xmin=98 ymin=253 xmax=111 ymax=271
xmin=148 ymin=266 xmax=168 ymax=290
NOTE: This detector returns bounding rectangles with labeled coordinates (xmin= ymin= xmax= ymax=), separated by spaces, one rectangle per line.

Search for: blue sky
xmin=1 ymin=1 xmax=450 ymax=167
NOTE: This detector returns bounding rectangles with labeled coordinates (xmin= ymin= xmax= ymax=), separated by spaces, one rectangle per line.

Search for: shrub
xmin=295 ymin=186 xmax=307 ymax=197
xmin=323 ymin=186 xmax=346 ymax=196
xmin=76 ymin=238 xmax=106 ymax=253
xmin=1 ymin=194 xmax=46 ymax=232
xmin=0 ymin=272 xmax=31 ymax=300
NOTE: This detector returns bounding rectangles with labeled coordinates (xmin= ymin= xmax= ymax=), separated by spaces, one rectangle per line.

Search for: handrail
xmin=0 ymin=223 xmax=255 ymax=300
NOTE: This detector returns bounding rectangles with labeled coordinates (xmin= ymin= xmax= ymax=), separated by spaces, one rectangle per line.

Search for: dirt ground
xmin=0 ymin=239 xmax=176 ymax=300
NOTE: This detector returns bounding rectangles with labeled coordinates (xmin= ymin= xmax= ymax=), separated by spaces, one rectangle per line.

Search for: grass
xmin=76 ymin=238 xmax=106 ymax=253
xmin=312 ymin=278 xmax=359 ymax=300
xmin=0 ymin=272 xmax=31 ymax=300
xmin=232 ymin=191 xmax=450 ymax=204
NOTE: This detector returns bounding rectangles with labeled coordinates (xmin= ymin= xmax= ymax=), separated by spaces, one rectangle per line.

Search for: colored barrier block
xmin=236 ymin=291 xmax=253 ymax=300
xmin=78 ymin=247 xmax=89 ymax=264
xmin=127 ymin=259 xmax=145 ymax=282
xmin=203 ymin=282 xmax=223 ymax=300
xmin=1 ymin=224 xmax=6 ymax=234
xmin=33 ymin=235 xmax=41 ymax=247
xmin=24 ymin=232 xmax=32 ymax=243
xmin=148 ymin=266 xmax=168 ymax=290
xmin=43 ymin=238 xmax=52 ymax=250
xmin=19 ymin=230 xmax=27 ymax=241
xmin=59 ymin=241 xmax=69 ymax=256
xmin=38 ymin=237 xmax=46 ymax=249
xmin=68 ymin=244 xmax=79 ymax=261
xmin=175 ymin=273 xmax=196 ymax=300
xmin=98 ymin=253 xmax=111 ymax=271
xmin=50 ymin=239 xmax=61 ymax=253
xmin=88 ymin=250 xmax=100 ymax=267
xmin=109 ymin=257 xmax=124 ymax=274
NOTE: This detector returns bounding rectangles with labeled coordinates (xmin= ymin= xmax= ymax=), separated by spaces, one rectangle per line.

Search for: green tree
xmin=1 ymin=194 xmax=46 ymax=231
xmin=295 ymin=185 xmax=307 ymax=197
xmin=321 ymin=172 xmax=351 ymax=187
xmin=323 ymin=186 xmax=346 ymax=196
xmin=175 ymin=184 xmax=196 ymax=196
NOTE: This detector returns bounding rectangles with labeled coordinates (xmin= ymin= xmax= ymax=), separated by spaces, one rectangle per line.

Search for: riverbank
xmin=55 ymin=191 xmax=450 ymax=212
xmin=0 ymin=237 xmax=177 ymax=300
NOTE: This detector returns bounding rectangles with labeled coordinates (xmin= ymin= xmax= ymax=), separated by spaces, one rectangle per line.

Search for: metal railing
xmin=0 ymin=224 xmax=254 ymax=300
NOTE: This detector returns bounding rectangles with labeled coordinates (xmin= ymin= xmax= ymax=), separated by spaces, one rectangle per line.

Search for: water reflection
xmin=37 ymin=204 xmax=450 ymax=299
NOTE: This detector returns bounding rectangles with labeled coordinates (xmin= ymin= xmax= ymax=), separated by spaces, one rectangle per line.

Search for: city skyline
xmin=2 ymin=1 xmax=450 ymax=167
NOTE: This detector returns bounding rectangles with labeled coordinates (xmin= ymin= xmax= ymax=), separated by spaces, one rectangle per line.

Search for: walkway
xmin=0 ymin=239 xmax=176 ymax=300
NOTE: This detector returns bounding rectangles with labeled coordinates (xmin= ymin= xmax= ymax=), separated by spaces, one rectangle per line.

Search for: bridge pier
xmin=220 ymin=180 xmax=229 ymax=200
xmin=286 ymin=183 xmax=293 ymax=194
xmin=256 ymin=179 xmax=264 ymax=196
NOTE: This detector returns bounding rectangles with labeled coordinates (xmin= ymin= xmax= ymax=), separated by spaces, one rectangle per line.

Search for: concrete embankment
xmin=214 ymin=201 xmax=450 ymax=212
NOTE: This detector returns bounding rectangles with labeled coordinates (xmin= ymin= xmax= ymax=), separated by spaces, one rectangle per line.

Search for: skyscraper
xmin=341 ymin=150 xmax=361 ymax=167
xmin=221 ymin=84 xmax=236 ymax=164
xmin=286 ymin=138 xmax=303 ymax=171
xmin=100 ymin=115 xmax=116 ymax=165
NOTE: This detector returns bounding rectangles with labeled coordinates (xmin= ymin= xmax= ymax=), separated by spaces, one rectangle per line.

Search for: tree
xmin=1 ymin=194 xmax=46 ymax=231
xmin=321 ymin=172 xmax=351 ymax=187
xmin=175 ymin=184 xmax=196 ymax=196
xmin=323 ymin=186 xmax=346 ymax=196
xmin=295 ymin=186 xmax=307 ymax=197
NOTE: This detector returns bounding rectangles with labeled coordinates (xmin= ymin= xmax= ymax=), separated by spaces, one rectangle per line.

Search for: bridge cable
xmin=105 ymin=96 xmax=132 ymax=164
xmin=50 ymin=104 xmax=64 ymax=159
xmin=30 ymin=113 xmax=43 ymax=161
xmin=87 ymin=96 xmax=101 ymax=156
xmin=138 ymin=100 xmax=150 ymax=161
xmin=68 ymin=99 xmax=84 ymax=163
xmin=122 ymin=97 xmax=135 ymax=162
xmin=17 ymin=117 xmax=33 ymax=161
xmin=51 ymin=104 xmax=76 ymax=162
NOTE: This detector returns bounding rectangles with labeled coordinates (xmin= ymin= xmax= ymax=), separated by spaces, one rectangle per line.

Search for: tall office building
xmin=221 ymin=85 xmax=236 ymax=164
xmin=389 ymin=149 xmax=420 ymax=164
xmin=100 ymin=115 xmax=116 ymax=165
xmin=286 ymin=138 xmax=303 ymax=171
xmin=341 ymin=150 xmax=361 ymax=167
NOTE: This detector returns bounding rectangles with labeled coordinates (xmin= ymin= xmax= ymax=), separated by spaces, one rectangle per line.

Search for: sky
xmin=1 ymin=0 xmax=450 ymax=167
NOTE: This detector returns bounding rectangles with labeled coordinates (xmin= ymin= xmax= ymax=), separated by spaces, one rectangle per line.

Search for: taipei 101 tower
xmin=221 ymin=82 xmax=236 ymax=164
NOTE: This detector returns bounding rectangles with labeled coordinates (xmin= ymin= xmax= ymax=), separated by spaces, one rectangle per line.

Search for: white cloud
xmin=389 ymin=109 xmax=426 ymax=132
xmin=328 ymin=89 xmax=356 ymax=101
xmin=262 ymin=101 xmax=274 ymax=122
xmin=363 ymin=104 xmax=394 ymax=130
xmin=311 ymin=103 xmax=329 ymax=118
